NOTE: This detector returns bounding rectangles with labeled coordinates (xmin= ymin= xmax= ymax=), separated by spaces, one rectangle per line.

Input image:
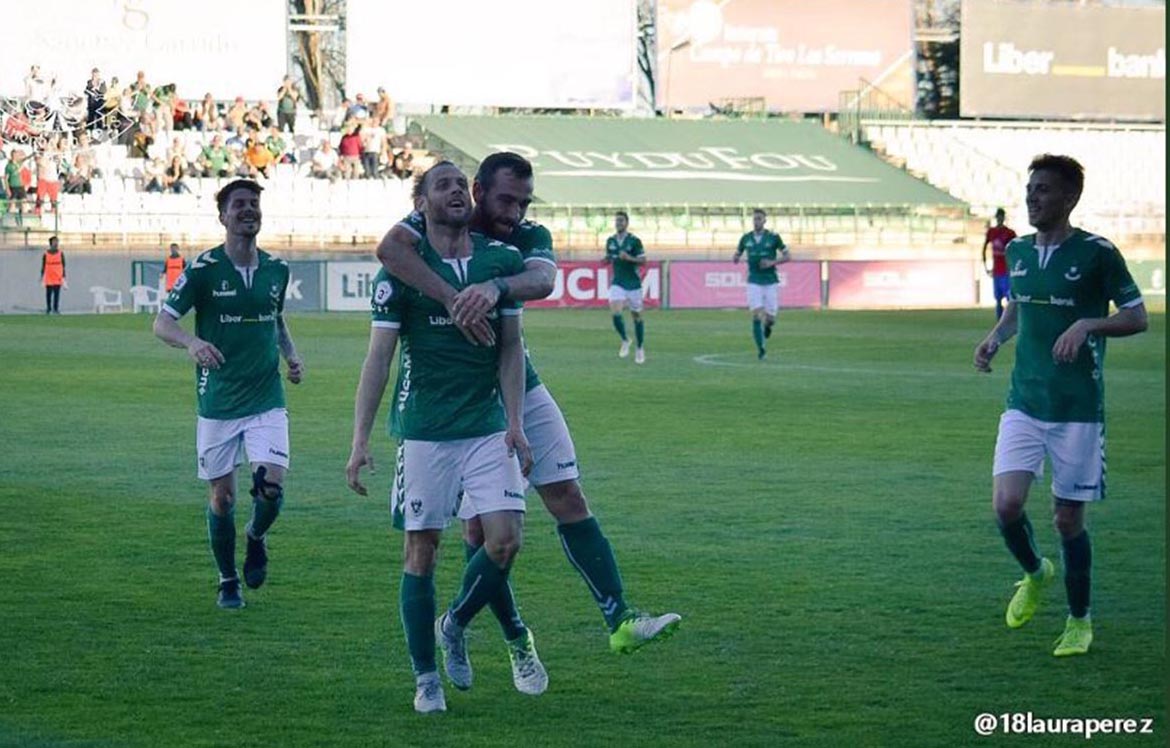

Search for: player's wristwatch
xmin=493 ymin=277 xmax=510 ymax=300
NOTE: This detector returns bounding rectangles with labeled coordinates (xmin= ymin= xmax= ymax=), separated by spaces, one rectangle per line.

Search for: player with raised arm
xmin=375 ymin=153 xmax=680 ymax=663
xmin=973 ymin=155 xmax=1147 ymax=657
xmin=348 ymin=162 xmax=535 ymax=712
xmin=153 ymin=179 xmax=304 ymax=609
xmin=733 ymin=209 xmax=789 ymax=360
xmin=604 ymin=211 xmax=648 ymax=364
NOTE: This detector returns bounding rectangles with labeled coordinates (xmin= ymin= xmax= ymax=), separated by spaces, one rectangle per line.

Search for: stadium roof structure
xmin=412 ymin=116 xmax=964 ymax=209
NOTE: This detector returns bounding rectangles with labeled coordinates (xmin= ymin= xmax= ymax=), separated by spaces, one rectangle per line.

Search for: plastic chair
xmin=89 ymin=286 xmax=124 ymax=314
xmin=129 ymin=285 xmax=161 ymax=313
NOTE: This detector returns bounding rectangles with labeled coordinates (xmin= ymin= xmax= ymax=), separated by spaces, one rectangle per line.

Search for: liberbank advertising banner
xmin=828 ymin=261 xmax=976 ymax=309
xmin=960 ymin=0 xmax=1165 ymax=121
xmin=326 ymin=261 xmax=661 ymax=311
xmin=656 ymin=0 xmax=915 ymax=112
xmin=669 ymin=261 xmax=820 ymax=308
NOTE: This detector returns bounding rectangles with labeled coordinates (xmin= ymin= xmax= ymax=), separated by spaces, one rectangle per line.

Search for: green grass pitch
xmin=0 ymin=308 xmax=1163 ymax=748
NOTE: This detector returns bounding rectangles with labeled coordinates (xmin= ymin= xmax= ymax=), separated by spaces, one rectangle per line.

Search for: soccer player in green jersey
xmin=733 ymin=209 xmax=789 ymax=360
xmin=348 ymin=162 xmax=535 ymax=713
xmin=604 ymin=211 xmax=648 ymax=363
xmin=153 ymin=179 xmax=304 ymax=609
xmin=375 ymin=153 xmax=681 ymax=666
xmin=973 ymin=155 xmax=1147 ymax=657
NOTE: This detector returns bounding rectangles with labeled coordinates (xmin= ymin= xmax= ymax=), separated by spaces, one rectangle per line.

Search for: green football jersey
xmin=1006 ymin=229 xmax=1142 ymax=423
xmin=604 ymin=233 xmax=644 ymax=290
xmin=164 ymin=245 xmax=289 ymax=420
xmin=738 ymin=231 xmax=786 ymax=285
xmin=397 ymin=210 xmax=553 ymax=392
xmin=372 ymin=234 xmax=525 ymax=441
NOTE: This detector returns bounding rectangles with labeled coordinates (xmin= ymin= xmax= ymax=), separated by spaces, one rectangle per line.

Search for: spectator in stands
xmin=84 ymin=68 xmax=106 ymax=130
xmin=24 ymin=65 xmax=48 ymax=104
xmin=74 ymin=132 xmax=102 ymax=178
xmin=40 ymin=236 xmax=65 ymax=314
xmin=199 ymin=134 xmax=232 ymax=178
xmin=346 ymin=94 xmax=370 ymax=122
xmin=226 ymin=97 xmax=248 ymax=131
xmin=164 ymin=155 xmax=192 ymax=194
xmin=102 ymin=76 xmax=124 ymax=131
xmin=34 ymin=150 xmax=61 ymax=214
xmin=338 ymin=124 xmax=363 ymax=180
xmin=5 ymin=150 xmax=28 ymax=210
xmin=265 ymin=126 xmax=293 ymax=164
xmin=276 ymin=76 xmax=300 ymax=133
xmin=245 ymin=101 xmax=273 ymax=132
xmin=360 ymin=120 xmax=386 ymax=178
xmin=982 ymin=207 xmax=1018 ymax=320
xmin=310 ymin=139 xmax=340 ymax=182
xmin=154 ymin=84 xmax=175 ymax=136
xmin=143 ymin=157 xmax=166 ymax=192
xmin=244 ymin=137 xmax=275 ymax=179
xmin=171 ymin=88 xmax=193 ymax=131
xmin=130 ymin=111 xmax=156 ymax=158
xmin=62 ymin=151 xmax=93 ymax=195
xmin=194 ymin=93 xmax=221 ymax=132
xmin=391 ymin=141 xmax=415 ymax=181
xmin=225 ymin=127 xmax=249 ymax=157
xmin=130 ymin=71 xmax=153 ymax=115
xmin=372 ymin=87 xmax=395 ymax=129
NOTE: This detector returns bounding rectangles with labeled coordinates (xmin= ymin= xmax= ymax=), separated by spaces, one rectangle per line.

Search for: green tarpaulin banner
xmin=414 ymin=116 xmax=963 ymax=208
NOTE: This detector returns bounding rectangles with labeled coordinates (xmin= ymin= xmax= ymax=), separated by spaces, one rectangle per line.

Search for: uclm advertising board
xmin=656 ymin=0 xmax=915 ymax=112
xmin=960 ymin=0 xmax=1165 ymax=121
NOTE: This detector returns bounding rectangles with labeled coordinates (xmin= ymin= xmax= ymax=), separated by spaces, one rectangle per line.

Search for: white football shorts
xmin=993 ymin=409 xmax=1105 ymax=501
xmin=394 ymin=432 xmax=526 ymax=531
xmin=608 ymin=284 xmax=644 ymax=312
xmin=196 ymin=407 xmax=290 ymax=481
xmin=747 ymin=282 xmax=779 ymax=316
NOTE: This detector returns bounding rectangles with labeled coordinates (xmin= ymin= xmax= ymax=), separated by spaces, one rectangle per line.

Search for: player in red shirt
xmin=982 ymin=207 xmax=1017 ymax=319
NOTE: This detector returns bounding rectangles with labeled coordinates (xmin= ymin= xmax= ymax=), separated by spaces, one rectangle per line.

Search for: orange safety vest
xmin=164 ymin=255 xmax=186 ymax=291
xmin=42 ymin=250 xmax=64 ymax=286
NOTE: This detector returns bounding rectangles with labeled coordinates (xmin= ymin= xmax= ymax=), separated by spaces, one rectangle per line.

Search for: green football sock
xmin=206 ymin=506 xmax=237 ymax=580
xmin=400 ymin=572 xmax=437 ymax=675
xmin=247 ymin=494 xmax=282 ymax=539
xmin=752 ymin=319 xmax=764 ymax=351
xmin=449 ymin=547 xmax=510 ymax=629
xmin=634 ymin=319 xmax=645 ymax=347
xmin=612 ymin=314 xmax=628 ymax=341
xmin=1061 ymin=530 xmax=1092 ymax=618
xmin=557 ymin=517 xmax=628 ymax=631
xmin=464 ymin=541 xmax=527 ymax=640
xmin=998 ymin=512 xmax=1041 ymax=575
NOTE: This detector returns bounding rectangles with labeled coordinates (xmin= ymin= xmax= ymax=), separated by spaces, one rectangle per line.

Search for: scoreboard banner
xmin=827 ymin=261 xmax=976 ymax=309
xmin=656 ymin=0 xmax=915 ymax=112
xmin=960 ymin=0 xmax=1166 ymax=121
xmin=668 ymin=261 xmax=821 ymax=308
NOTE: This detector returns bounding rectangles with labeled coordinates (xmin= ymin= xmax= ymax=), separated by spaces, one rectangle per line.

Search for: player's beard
xmin=433 ymin=203 xmax=471 ymax=228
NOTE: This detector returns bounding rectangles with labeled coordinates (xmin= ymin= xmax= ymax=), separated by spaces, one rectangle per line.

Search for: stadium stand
xmin=863 ymin=120 xmax=1166 ymax=244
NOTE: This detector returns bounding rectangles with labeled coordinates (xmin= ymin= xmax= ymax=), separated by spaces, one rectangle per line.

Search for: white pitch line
xmin=692 ymin=352 xmax=989 ymax=379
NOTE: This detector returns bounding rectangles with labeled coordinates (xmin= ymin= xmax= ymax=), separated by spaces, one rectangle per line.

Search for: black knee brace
xmin=250 ymin=466 xmax=284 ymax=502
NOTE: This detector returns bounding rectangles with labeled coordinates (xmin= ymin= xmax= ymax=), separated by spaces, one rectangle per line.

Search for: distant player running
xmin=982 ymin=207 xmax=1017 ymax=320
xmin=974 ymin=155 xmax=1147 ymax=657
xmin=377 ymin=153 xmax=680 ymax=662
xmin=347 ymin=162 xmax=533 ymax=713
xmin=153 ymin=179 xmax=304 ymax=609
xmin=604 ymin=211 xmax=648 ymax=364
xmin=733 ymin=209 xmax=788 ymax=360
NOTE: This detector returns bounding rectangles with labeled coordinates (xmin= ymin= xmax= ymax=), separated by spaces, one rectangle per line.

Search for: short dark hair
xmin=995 ymin=207 xmax=1006 ymax=216
xmin=752 ymin=208 xmax=766 ymax=216
xmin=215 ymin=179 xmax=263 ymax=214
xmin=49 ymin=235 xmax=58 ymax=245
xmin=475 ymin=152 xmax=534 ymax=192
xmin=411 ymin=160 xmax=458 ymax=202
xmin=615 ymin=210 xmax=629 ymax=220
xmin=1028 ymin=154 xmax=1084 ymax=197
